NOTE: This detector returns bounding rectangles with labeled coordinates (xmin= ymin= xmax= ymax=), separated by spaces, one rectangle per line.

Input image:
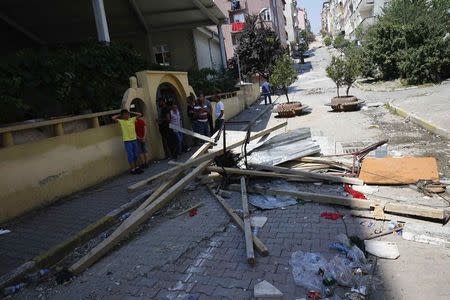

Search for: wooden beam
xmin=228 ymin=184 xmax=373 ymax=209
xmin=231 ymin=184 xmax=446 ymax=221
xmin=240 ymin=177 xmax=255 ymax=265
xmin=127 ymin=167 xmax=174 ymax=192
xmin=70 ymin=160 xmax=212 ymax=274
xmin=207 ymin=186 xmax=269 ymax=256
xmin=170 ymin=123 xmax=216 ymax=144
xmin=206 ymin=166 xmax=316 ymax=182
xmin=248 ymin=163 xmax=363 ymax=185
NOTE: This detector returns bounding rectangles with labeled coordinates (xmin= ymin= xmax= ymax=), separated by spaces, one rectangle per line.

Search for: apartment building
xmin=214 ymin=0 xmax=288 ymax=61
xmin=321 ymin=0 xmax=390 ymax=39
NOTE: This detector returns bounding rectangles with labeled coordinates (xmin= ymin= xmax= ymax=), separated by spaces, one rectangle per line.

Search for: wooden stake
xmin=70 ymin=160 xmax=212 ymax=274
xmin=240 ymin=177 xmax=255 ymax=265
xmin=206 ymin=166 xmax=316 ymax=182
xmin=170 ymin=123 xmax=216 ymax=144
xmin=248 ymin=163 xmax=363 ymax=185
xmin=207 ymin=186 xmax=269 ymax=256
xmin=127 ymin=168 xmax=174 ymax=192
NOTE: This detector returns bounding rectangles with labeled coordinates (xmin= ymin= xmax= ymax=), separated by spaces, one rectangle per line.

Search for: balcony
xmin=357 ymin=0 xmax=375 ymax=14
xmin=229 ymin=0 xmax=247 ymax=12
xmin=231 ymin=22 xmax=245 ymax=32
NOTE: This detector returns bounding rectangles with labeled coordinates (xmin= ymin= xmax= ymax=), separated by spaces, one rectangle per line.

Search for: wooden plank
xmin=228 ymin=184 xmax=373 ymax=209
xmin=298 ymin=157 xmax=352 ymax=170
xmin=240 ymin=177 xmax=255 ymax=265
xmin=206 ymin=166 xmax=316 ymax=182
xmin=248 ymin=163 xmax=363 ymax=185
xmin=70 ymin=160 xmax=211 ymax=274
xmin=359 ymin=157 xmax=439 ymax=184
xmin=170 ymin=123 xmax=216 ymax=144
xmin=127 ymin=168 xmax=175 ymax=192
xmin=230 ymin=184 xmax=445 ymax=221
xmin=207 ymin=185 xmax=269 ymax=256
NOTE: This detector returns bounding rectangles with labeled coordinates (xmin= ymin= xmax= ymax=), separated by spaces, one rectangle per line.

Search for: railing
xmin=205 ymin=91 xmax=239 ymax=101
xmin=230 ymin=0 xmax=246 ymax=12
xmin=0 ymin=109 xmax=120 ymax=148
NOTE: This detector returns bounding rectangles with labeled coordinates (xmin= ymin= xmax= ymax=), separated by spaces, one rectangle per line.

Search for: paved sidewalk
xmin=387 ymin=83 xmax=450 ymax=139
xmin=0 ymin=160 xmax=170 ymax=277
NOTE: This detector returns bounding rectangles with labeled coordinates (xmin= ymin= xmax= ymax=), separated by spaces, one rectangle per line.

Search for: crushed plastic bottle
xmin=3 ymin=283 xmax=26 ymax=295
xmin=387 ymin=220 xmax=398 ymax=230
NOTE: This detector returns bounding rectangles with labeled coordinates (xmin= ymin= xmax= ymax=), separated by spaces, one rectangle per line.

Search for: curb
xmin=0 ymin=189 xmax=152 ymax=290
xmin=386 ymin=101 xmax=450 ymax=140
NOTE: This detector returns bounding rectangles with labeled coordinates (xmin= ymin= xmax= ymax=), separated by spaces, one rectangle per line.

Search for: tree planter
xmin=276 ymin=102 xmax=308 ymax=118
xmin=325 ymin=96 xmax=365 ymax=112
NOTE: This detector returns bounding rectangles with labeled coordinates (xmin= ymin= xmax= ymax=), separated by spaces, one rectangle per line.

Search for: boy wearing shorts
xmin=112 ymin=109 xmax=143 ymax=175
xmin=135 ymin=114 xmax=149 ymax=168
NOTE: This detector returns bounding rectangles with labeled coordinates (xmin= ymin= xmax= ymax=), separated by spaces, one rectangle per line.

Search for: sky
xmin=297 ymin=0 xmax=323 ymax=33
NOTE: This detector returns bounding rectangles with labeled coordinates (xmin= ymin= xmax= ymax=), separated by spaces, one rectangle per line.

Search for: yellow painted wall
xmin=0 ymin=124 xmax=128 ymax=223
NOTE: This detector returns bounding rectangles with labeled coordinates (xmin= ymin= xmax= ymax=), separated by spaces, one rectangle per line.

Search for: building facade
xmin=214 ymin=0 xmax=288 ymax=61
xmin=321 ymin=0 xmax=390 ymax=39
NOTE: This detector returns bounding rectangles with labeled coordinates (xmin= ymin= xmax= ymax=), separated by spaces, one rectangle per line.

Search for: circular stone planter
xmin=276 ymin=101 xmax=308 ymax=118
xmin=325 ymin=96 xmax=365 ymax=112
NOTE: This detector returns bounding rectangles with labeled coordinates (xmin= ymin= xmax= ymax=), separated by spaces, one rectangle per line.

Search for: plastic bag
xmin=353 ymin=274 xmax=383 ymax=294
xmin=324 ymin=255 xmax=354 ymax=287
xmin=336 ymin=234 xmax=351 ymax=248
xmin=290 ymin=251 xmax=327 ymax=291
xmin=347 ymin=245 xmax=367 ymax=267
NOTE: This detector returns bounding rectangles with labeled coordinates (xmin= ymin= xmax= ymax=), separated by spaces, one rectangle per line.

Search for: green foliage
xmin=359 ymin=0 xmax=450 ymax=84
xmin=269 ymin=54 xmax=298 ymax=102
xmin=0 ymin=43 xmax=149 ymax=124
xmin=234 ymin=15 xmax=285 ymax=79
xmin=188 ymin=68 xmax=238 ymax=95
xmin=333 ymin=33 xmax=351 ymax=49
xmin=326 ymin=55 xmax=361 ymax=97
xmin=324 ymin=36 xmax=332 ymax=47
xmin=297 ymin=30 xmax=311 ymax=64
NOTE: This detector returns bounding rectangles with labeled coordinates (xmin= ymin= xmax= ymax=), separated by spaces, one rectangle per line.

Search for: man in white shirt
xmin=212 ymin=95 xmax=225 ymax=133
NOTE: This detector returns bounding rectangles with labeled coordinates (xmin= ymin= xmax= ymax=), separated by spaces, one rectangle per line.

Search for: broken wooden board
xmin=170 ymin=123 xmax=216 ymax=144
xmin=206 ymin=166 xmax=316 ymax=182
xmin=207 ymin=186 xmax=269 ymax=256
xmin=127 ymin=167 xmax=174 ymax=192
xmin=241 ymin=177 xmax=255 ymax=265
xmin=359 ymin=157 xmax=439 ymax=184
xmin=248 ymin=163 xmax=363 ymax=185
xmin=70 ymin=160 xmax=212 ymax=274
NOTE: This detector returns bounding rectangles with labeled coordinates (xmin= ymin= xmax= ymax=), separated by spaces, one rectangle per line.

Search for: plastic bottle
xmin=3 ymin=283 xmax=26 ymax=295
xmin=375 ymin=144 xmax=388 ymax=158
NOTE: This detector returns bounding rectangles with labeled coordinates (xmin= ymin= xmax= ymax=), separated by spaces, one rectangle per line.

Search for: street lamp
xmin=235 ymin=8 xmax=269 ymax=84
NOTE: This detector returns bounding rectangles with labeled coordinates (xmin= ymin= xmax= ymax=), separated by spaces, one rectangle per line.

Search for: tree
xmin=326 ymin=56 xmax=346 ymax=97
xmin=324 ymin=36 xmax=332 ymax=46
xmin=333 ymin=32 xmax=351 ymax=50
xmin=359 ymin=0 xmax=450 ymax=84
xmin=269 ymin=54 xmax=298 ymax=103
xmin=297 ymin=30 xmax=310 ymax=64
xmin=234 ymin=15 xmax=285 ymax=79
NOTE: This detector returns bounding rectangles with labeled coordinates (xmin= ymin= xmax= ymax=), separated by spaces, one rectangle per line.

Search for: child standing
xmin=112 ymin=109 xmax=143 ymax=175
xmin=135 ymin=113 xmax=149 ymax=169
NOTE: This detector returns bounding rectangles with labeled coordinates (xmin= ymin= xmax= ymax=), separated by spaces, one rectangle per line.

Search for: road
xmin=15 ymin=43 xmax=450 ymax=300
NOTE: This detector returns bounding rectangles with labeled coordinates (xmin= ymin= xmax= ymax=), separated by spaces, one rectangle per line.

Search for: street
xmin=15 ymin=42 xmax=450 ymax=300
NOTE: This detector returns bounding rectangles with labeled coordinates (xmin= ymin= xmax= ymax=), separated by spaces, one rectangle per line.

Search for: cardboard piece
xmin=359 ymin=157 xmax=439 ymax=184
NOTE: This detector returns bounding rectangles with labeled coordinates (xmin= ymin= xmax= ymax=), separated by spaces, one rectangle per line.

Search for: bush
xmin=359 ymin=0 xmax=450 ymax=84
xmin=333 ymin=33 xmax=351 ymax=50
xmin=188 ymin=68 xmax=238 ymax=96
xmin=0 ymin=43 xmax=149 ymax=124
xmin=324 ymin=36 xmax=332 ymax=47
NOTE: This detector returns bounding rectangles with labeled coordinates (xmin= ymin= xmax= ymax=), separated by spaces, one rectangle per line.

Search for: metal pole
xmin=236 ymin=53 xmax=242 ymax=84
xmin=92 ymin=0 xmax=110 ymax=43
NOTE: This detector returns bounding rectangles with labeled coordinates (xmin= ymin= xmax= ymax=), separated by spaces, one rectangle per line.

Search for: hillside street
xmin=13 ymin=42 xmax=450 ymax=300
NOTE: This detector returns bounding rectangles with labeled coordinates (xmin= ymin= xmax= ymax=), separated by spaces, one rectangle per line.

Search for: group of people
xmin=188 ymin=92 xmax=225 ymax=139
xmin=113 ymin=93 xmax=225 ymax=175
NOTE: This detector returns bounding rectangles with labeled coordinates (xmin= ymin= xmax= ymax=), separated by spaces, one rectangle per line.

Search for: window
xmin=233 ymin=13 xmax=245 ymax=23
xmin=261 ymin=8 xmax=271 ymax=21
xmin=153 ymin=45 xmax=170 ymax=66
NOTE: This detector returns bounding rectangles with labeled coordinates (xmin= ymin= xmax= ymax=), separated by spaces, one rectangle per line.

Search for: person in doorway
xmin=204 ymin=94 xmax=214 ymax=135
xmin=193 ymin=94 xmax=210 ymax=139
xmin=112 ymin=109 xmax=143 ymax=175
xmin=158 ymin=100 xmax=178 ymax=159
xmin=261 ymin=79 xmax=272 ymax=105
xmin=170 ymin=103 xmax=183 ymax=155
xmin=135 ymin=113 xmax=149 ymax=169
xmin=212 ymin=94 xmax=225 ymax=133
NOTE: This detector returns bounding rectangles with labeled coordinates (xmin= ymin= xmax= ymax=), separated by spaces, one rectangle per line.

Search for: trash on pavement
xmin=364 ymin=240 xmax=400 ymax=259
xmin=320 ymin=212 xmax=343 ymax=220
xmin=3 ymin=283 xmax=26 ymax=296
xmin=0 ymin=229 xmax=11 ymax=235
xmin=248 ymin=194 xmax=298 ymax=210
xmin=344 ymin=184 xmax=366 ymax=199
xmin=254 ymin=280 xmax=283 ymax=298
